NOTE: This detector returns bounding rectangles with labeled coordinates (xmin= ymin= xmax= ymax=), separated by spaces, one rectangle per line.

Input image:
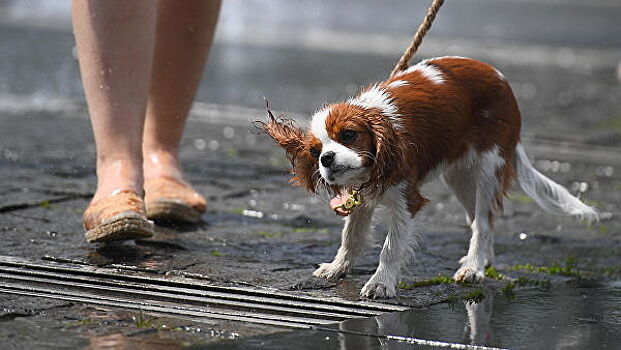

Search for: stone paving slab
xmin=1 ymin=104 xmax=620 ymax=348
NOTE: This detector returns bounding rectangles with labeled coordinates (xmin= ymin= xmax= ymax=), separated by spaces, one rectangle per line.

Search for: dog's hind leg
xmin=313 ymin=202 xmax=375 ymax=280
xmin=443 ymin=157 xmax=477 ymax=227
xmin=444 ymin=158 xmax=495 ymax=267
xmin=454 ymin=147 xmax=505 ymax=283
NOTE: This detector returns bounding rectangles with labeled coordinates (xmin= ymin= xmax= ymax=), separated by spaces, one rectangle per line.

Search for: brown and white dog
xmin=261 ymin=56 xmax=598 ymax=299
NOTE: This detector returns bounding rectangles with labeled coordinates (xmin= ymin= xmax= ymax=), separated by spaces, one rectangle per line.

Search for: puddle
xmin=208 ymin=284 xmax=621 ymax=350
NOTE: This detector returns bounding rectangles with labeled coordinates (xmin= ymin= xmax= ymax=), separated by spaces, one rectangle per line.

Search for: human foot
xmin=84 ymin=189 xmax=153 ymax=243
xmin=144 ymin=176 xmax=207 ymax=223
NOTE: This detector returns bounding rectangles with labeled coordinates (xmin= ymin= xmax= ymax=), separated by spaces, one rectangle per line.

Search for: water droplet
xmin=242 ymin=209 xmax=263 ymax=218
xmin=193 ymin=138 xmax=206 ymax=150
xmin=223 ymin=126 xmax=235 ymax=139
xmin=550 ymin=161 xmax=560 ymax=172
xmin=570 ymin=181 xmax=580 ymax=191
xmin=208 ymin=140 xmax=220 ymax=151
xmin=579 ymin=182 xmax=588 ymax=192
xmin=290 ymin=203 xmax=305 ymax=211
xmin=518 ymin=232 xmax=528 ymax=240
xmin=248 ymin=199 xmax=257 ymax=207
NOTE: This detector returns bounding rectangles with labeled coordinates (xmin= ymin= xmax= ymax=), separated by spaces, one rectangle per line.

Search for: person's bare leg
xmin=72 ymin=0 xmax=157 ymax=201
xmin=142 ymin=0 xmax=221 ymax=181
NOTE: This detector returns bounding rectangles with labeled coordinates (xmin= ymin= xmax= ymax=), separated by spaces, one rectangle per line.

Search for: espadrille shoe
xmin=144 ymin=177 xmax=207 ymax=223
xmin=83 ymin=189 xmax=154 ymax=243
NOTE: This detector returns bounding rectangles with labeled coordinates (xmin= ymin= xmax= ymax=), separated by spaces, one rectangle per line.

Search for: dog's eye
xmin=340 ymin=130 xmax=358 ymax=144
xmin=309 ymin=147 xmax=320 ymax=158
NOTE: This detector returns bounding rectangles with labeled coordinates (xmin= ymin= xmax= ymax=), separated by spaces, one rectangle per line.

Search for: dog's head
xmin=260 ymin=102 xmax=405 ymax=195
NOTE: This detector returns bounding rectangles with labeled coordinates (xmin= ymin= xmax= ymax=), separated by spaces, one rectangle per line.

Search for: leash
xmin=390 ymin=0 xmax=445 ymax=78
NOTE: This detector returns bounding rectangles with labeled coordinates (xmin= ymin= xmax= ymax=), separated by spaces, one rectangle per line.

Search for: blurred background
xmin=1 ymin=2 xmax=620 ymax=348
xmin=1 ymin=0 xmax=620 ymax=144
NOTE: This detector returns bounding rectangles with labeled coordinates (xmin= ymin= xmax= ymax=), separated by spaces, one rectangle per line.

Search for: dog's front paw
xmin=313 ymin=262 xmax=348 ymax=280
xmin=453 ymin=266 xmax=485 ymax=283
xmin=360 ymin=281 xmax=396 ymax=299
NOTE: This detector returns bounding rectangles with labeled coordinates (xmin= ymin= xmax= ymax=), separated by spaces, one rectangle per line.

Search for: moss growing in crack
xmin=446 ymin=292 xmax=459 ymax=304
xmin=39 ymin=200 xmax=52 ymax=209
xmin=444 ymin=288 xmax=486 ymax=305
xmin=515 ymin=276 xmax=551 ymax=288
xmin=298 ymin=239 xmax=338 ymax=246
xmin=501 ymin=283 xmax=516 ymax=299
xmin=291 ymin=227 xmax=329 ymax=234
xmin=484 ymin=266 xmax=503 ymax=280
xmin=255 ymin=231 xmax=282 ymax=238
xmin=510 ymin=258 xmax=582 ymax=277
xmin=209 ymin=250 xmax=224 ymax=257
xmin=596 ymin=115 xmax=621 ymax=135
xmin=398 ymin=274 xmax=454 ymax=289
xmin=600 ymin=265 xmax=621 ymax=277
xmin=133 ymin=310 xmax=154 ymax=328
xmin=463 ymin=288 xmax=486 ymax=304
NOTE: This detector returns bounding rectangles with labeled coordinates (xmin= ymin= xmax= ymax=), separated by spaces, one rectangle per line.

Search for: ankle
xmin=94 ymin=158 xmax=143 ymax=201
xmin=143 ymin=150 xmax=184 ymax=180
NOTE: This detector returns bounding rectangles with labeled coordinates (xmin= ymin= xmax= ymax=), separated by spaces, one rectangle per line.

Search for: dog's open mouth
xmin=327 ymin=166 xmax=355 ymax=182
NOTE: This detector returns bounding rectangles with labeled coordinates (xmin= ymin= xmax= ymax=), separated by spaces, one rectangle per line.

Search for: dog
xmin=260 ymin=56 xmax=598 ymax=299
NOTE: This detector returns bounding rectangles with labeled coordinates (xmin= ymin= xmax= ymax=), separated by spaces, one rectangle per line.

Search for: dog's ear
xmin=260 ymin=109 xmax=307 ymax=158
xmin=257 ymin=109 xmax=320 ymax=193
xmin=365 ymin=112 xmax=405 ymax=193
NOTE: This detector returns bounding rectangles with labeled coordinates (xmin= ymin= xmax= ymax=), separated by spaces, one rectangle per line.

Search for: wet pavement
xmin=2 ymin=0 xmax=621 ymax=349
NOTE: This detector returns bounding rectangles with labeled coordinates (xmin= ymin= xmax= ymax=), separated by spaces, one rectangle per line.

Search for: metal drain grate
xmin=0 ymin=255 xmax=509 ymax=349
xmin=0 ymin=255 xmax=406 ymax=328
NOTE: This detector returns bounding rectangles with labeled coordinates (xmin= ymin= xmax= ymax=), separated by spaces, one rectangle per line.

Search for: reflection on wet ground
xmin=212 ymin=285 xmax=621 ymax=350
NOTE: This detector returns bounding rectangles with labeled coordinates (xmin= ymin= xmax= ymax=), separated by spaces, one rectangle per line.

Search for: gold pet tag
xmin=334 ymin=189 xmax=364 ymax=213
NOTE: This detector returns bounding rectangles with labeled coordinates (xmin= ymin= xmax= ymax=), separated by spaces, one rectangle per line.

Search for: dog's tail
xmin=514 ymin=143 xmax=598 ymax=223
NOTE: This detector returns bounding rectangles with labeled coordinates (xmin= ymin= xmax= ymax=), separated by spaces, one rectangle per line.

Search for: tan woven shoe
xmin=144 ymin=177 xmax=207 ymax=223
xmin=83 ymin=189 xmax=154 ymax=243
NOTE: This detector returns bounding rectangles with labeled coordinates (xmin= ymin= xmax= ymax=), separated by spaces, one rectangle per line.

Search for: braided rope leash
xmin=389 ymin=0 xmax=445 ymax=78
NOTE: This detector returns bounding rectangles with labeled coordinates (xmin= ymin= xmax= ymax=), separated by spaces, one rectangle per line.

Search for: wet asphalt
xmin=1 ymin=0 xmax=621 ymax=349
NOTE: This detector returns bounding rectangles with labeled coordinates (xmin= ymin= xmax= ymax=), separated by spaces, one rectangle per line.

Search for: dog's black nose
xmin=320 ymin=151 xmax=335 ymax=167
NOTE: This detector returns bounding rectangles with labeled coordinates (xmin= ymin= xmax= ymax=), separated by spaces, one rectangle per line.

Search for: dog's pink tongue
xmin=330 ymin=195 xmax=350 ymax=216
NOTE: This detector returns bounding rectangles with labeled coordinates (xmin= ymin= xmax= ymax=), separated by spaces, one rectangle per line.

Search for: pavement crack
xmin=0 ymin=193 xmax=92 ymax=213
xmin=0 ymin=302 xmax=74 ymax=322
xmin=0 ymin=311 xmax=32 ymax=322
